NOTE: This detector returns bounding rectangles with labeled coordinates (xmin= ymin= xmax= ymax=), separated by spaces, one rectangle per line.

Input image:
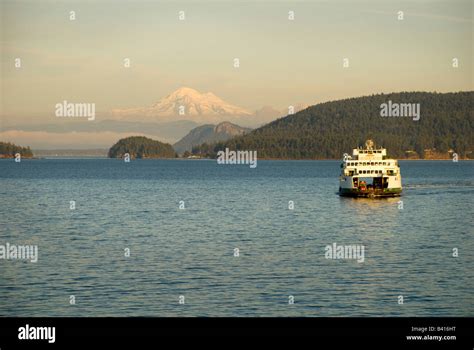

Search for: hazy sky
xmin=1 ymin=0 xmax=472 ymax=126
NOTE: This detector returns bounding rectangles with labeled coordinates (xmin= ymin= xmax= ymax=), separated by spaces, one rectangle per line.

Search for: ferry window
xmin=383 ymin=162 xmax=386 ymax=165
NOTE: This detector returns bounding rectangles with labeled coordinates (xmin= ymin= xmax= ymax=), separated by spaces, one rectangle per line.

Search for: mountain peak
xmin=214 ymin=121 xmax=246 ymax=134
xmin=111 ymin=87 xmax=257 ymax=125
xmin=168 ymin=87 xmax=202 ymax=98
xmin=173 ymin=121 xmax=252 ymax=154
xmin=146 ymin=88 xmax=253 ymax=123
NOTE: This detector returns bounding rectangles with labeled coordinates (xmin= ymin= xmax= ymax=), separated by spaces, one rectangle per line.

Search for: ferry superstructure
xmin=339 ymin=140 xmax=402 ymax=198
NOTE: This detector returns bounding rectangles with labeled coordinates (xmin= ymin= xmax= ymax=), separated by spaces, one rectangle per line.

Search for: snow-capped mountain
xmin=111 ymin=87 xmax=253 ymax=124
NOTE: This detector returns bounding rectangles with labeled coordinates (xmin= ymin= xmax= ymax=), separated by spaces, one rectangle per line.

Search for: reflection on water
xmin=0 ymin=159 xmax=473 ymax=316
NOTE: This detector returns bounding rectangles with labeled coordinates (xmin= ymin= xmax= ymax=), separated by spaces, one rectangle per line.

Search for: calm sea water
xmin=0 ymin=159 xmax=473 ymax=317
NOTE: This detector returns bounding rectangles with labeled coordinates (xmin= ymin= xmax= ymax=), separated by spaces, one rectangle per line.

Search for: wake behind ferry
xmin=339 ymin=140 xmax=402 ymax=198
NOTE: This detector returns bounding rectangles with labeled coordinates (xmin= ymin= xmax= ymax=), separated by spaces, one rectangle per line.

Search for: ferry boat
xmin=339 ymin=140 xmax=402 ymax=198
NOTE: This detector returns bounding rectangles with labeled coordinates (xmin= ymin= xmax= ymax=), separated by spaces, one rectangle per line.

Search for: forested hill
xmin=108 ymin=136 xmax=177 ymax=158
xmin=191 ymin=92 xmax=473 ymax=159
xmin=0 ymin=142 xmax=33 ymax=158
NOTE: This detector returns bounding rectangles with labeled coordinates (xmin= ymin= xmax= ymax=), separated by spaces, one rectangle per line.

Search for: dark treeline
xmin=0 ymin=141 xmax=33 ymax=158
xmin=192 ymin=92 xmax=473 ymax=159
xmin=108 ymin=136 xmax=177 ymax=158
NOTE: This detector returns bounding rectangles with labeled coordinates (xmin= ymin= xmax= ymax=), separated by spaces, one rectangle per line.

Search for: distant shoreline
xmin=1 ymin=156 xmax=471 ymax=161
